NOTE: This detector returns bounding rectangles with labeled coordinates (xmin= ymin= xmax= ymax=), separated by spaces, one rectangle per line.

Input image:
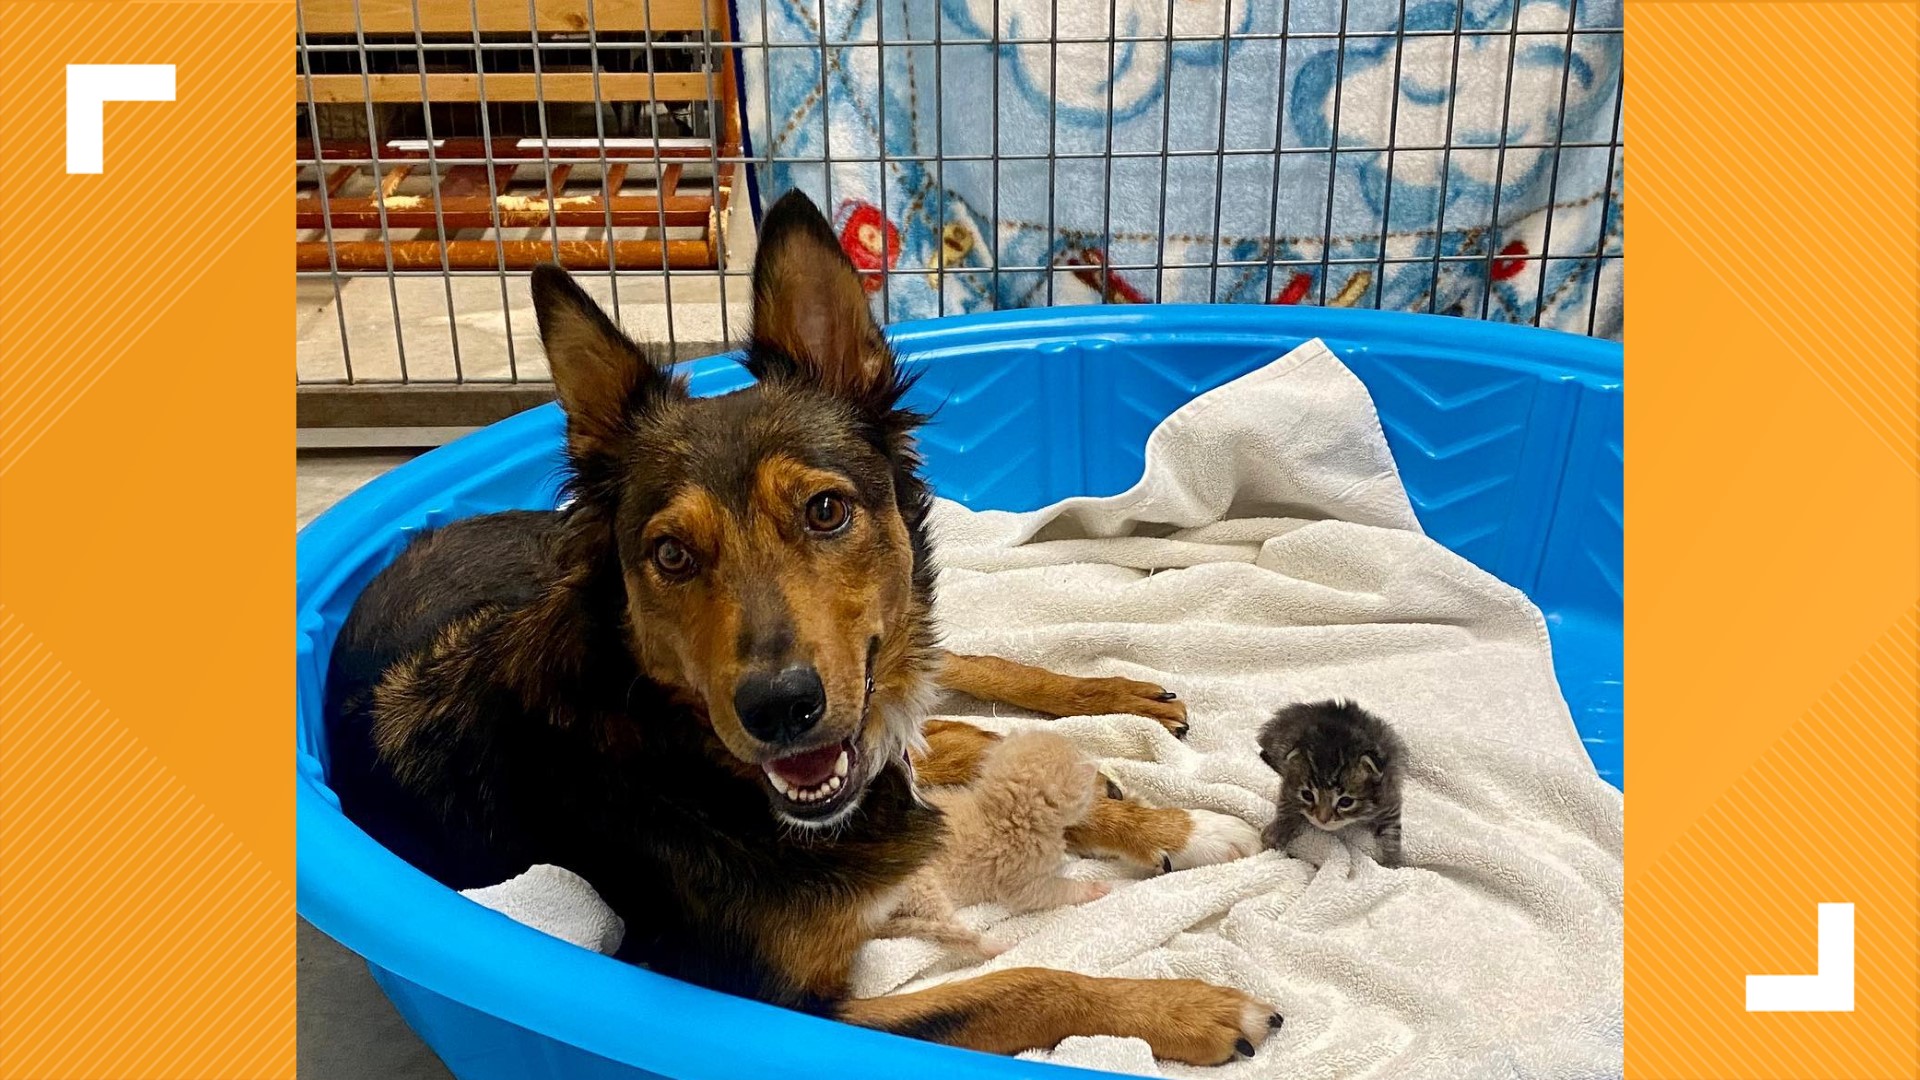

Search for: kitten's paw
xmin=1072 ymin=880 xmax=1113 ymax=904
xmin=1260 ymin=817 xmax=1295 ymax=852
xmin=1167 ymin=810 xmax=1262 ymax=871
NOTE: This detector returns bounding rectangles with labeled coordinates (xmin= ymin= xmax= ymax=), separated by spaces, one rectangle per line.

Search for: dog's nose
xmin=733 ymin=666 xmax=827 ymax=745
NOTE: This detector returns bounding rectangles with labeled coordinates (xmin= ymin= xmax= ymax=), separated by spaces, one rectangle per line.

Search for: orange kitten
xmin=880 ymin=731 xmax=1111 ymax=953
xmin=931 ymin=730 xmax=1110 ymax=911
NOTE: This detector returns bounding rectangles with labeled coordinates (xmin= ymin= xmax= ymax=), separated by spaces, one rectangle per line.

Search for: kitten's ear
xmin=748 ymin=190 xmax=894 ymax=405
xmin=1358 ymin=754 xmax=1381 ymax=778
xmin=532 ymin=265 xmax=679 ymax=462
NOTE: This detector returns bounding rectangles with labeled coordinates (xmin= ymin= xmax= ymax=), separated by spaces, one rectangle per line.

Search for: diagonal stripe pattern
xmin=0 ymin=608 xmax=293 ymax=1079
xmin=0 ymin=1 xmax=288 ymax=478
xmin=1629 ymin=610 xmax=1919 ymax=1077
xmin=1631 ymin=3 xmax=1920 ymax=475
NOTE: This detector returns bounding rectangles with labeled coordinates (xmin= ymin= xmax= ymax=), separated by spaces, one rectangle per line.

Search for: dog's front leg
xmin=935 ymin=652 xmax=1189 ymax=737
xmin=1064 ymin=792 xmax=1263 ymax=872
xmin=838 ymin=968 xmax=1278 ymax=1065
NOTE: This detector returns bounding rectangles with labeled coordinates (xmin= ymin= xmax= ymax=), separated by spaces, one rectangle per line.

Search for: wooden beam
xmin=376 ymin=163 xmax=412 ymax=198
xmin=297 ymin=238 xmax=718 ymax=271
xmin=296 ymin=0 xmax=716 ymax=35
xmin=297 ymin=384 xmax=556 ymax=430
xmin=297 ymin=72 xmax=713 ymax=104
xmin=295 ymin=196 xmax=712 ymax=229
xmin=299 ymin=137 xmax=721 ymax=163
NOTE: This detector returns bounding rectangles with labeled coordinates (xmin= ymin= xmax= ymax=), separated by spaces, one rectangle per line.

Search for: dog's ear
xmin=532 ymin=264 xmax=679 ymax=461
xmin=747 ymin=190 xmax=894 ymax=405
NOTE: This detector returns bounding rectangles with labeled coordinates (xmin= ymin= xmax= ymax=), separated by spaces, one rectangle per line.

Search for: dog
xmin=324 ymin=191 xmax=1275 ymax=1064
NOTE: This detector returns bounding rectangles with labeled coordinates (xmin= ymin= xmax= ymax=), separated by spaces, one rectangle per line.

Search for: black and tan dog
xmin=325 ymin=191 xmax=1276 ymax=1064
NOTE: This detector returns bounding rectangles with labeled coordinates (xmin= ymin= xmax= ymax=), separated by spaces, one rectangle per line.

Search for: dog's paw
xmin=1062 ymin=676 xmax=1189 ymax=737
xmin=1105 ymin=979 xmax=1279 ymax=1066
xmin=1166 ymin=810 xmax=1262 ymax=871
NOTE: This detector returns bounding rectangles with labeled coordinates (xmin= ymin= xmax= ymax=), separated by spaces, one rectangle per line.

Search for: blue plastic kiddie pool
xmin=297 ymin=305 xmax=1622 ymax=1080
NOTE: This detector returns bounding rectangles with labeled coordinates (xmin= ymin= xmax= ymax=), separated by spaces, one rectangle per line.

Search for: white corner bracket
xmin=1745 ymin=902 xmax=1854 ymax=1012
xmin=66 ymin=64 xmax=175 ymax=175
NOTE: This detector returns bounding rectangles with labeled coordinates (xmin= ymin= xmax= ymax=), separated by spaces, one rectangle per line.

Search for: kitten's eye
xmin=1335 ymin=795 xmax=1356 ymax=811
xmin=1298 ymin=787 xmax=1315 ymax=805
xmin=804 ymin=492 xmax=852 ymax=534
xmin=653 ymin=537 xmax=695 ymax=577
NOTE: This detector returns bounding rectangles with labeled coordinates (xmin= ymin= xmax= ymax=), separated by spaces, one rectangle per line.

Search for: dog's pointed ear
xmin=748 ymin=191 xmax=893 ymax=404
xmin=532 ymin=264 xmax=677 ymax=461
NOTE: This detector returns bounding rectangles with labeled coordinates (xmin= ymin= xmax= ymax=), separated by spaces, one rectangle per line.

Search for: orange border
xmin=0 ymin=2 xmax=293 ymax=1076
xmin=1627 ymin=2 xmax=1919 ymax=1077
xmin=0 ymin=0 xmax=1916 ymax=1076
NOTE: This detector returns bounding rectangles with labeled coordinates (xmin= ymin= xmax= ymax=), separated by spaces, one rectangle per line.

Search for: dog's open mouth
xmin=762 ymin=739 xmax=864 ymax=822
xmin=758 ymin=640 xmax=880 ymax=827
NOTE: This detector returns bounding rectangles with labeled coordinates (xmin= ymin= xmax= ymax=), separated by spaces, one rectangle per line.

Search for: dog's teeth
xmin=763 ymin=767 xmax=792 ymax=796
xmin=766 ymin=756 xmax=856 ymax=807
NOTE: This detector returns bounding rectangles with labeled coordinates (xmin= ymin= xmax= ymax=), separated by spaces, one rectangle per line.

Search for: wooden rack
xmin=295 ymin=0 xmax=740 ymax=272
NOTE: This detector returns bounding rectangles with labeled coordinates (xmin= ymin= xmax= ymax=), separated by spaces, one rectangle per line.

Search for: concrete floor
xmin=298 ymin=450 xmax=452 ymax=1080
xmin=298 ymin=203 xmax=758 ymax=383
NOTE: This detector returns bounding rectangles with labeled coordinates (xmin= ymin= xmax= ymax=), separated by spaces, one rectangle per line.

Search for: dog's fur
xmin=325 ymin=191 xmax=1273 ymax=1063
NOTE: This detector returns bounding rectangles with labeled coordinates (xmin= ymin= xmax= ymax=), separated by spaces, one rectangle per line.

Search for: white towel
xmin=851 ymin=338 xmax=1624 ymax=1079
xmin=461 ymin=864 xmax=626 ymax=956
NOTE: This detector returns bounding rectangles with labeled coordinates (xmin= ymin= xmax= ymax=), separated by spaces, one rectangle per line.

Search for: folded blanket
xmin=461 ymin=864 xmax=625 ymax=955
xmin=851 ymin=338 xmax=1624 ymax=1078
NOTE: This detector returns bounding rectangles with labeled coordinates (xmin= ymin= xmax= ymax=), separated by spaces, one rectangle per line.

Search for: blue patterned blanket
xmin=737 ymin=0 xmax=1622 ymax=337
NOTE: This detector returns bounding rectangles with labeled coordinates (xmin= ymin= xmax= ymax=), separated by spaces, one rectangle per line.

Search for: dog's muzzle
xmin=757 ymin=647 xmax=879 ymax=827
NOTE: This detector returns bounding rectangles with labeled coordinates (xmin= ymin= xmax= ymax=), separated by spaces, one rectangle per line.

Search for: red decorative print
xmin=1269 ymin=272 xmax=1313 ymax=305
xmin=1065 ymin=248 xmax=1149 ymax=304
xmin=835 ymin=201 xmax=900 ymax=293
xmin=1491 ymin=240 xmax=1529 ymax=281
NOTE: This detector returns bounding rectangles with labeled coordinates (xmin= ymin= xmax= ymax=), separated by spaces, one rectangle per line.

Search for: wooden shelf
xmin=297 ymin=72 xmax=718 ymax=105
xmin=295 ymin=0 xmax=742 ymax=272
xmin=298 ymin=0 xmax=720 ymax=35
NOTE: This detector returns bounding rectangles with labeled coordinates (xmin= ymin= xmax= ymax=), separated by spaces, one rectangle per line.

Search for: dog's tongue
xmin=767 ymin=742 xmax=842 ymax=788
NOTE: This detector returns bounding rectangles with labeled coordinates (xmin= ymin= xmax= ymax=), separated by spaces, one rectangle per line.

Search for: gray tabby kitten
xmin=1256 ymin=700 xmax=1405 ymax=867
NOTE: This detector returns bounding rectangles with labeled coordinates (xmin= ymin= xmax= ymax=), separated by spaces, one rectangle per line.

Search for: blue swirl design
xmin=737 ymin=0 xmax=1622 ymax=336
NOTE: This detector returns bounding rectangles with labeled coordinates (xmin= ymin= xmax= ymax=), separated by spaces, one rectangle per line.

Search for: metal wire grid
xmin=294 ymin=0 xmax=1624 ymax=410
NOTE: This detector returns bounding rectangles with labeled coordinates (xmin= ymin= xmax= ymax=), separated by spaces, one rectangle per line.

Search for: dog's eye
xmin=804 ymin=492 xmax=851 ymax=534
xmin=653 ymin=538 xmax=695 ymax=577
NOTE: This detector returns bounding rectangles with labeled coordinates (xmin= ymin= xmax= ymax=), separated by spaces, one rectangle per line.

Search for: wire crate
xmin=294 ymin=0 xmax=1623 ymax=439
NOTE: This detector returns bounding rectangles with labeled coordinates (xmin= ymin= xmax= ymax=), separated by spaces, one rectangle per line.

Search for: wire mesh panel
xmin=294 ymin=0 xmax=1622 ymax=432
